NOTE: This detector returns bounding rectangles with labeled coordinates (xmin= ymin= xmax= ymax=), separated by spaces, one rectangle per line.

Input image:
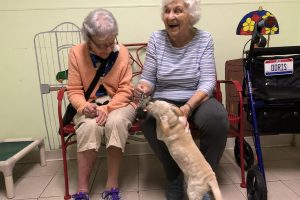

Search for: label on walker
xmin=264 ymin=58 xmax=294 ymax=76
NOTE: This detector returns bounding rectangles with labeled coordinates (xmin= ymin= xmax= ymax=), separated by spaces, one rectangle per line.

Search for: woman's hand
xmin=134 ymin=82 xmax=151 ymax=96
xmin=83 ymin=103 xmax=98 ymax=118
xmin=179 ymin=104 xmax=191 ymax=118
xmin=134 ymin=81 xmax=152 ymax=102
xmin=96 ymin=110 xmax=107 ymax=126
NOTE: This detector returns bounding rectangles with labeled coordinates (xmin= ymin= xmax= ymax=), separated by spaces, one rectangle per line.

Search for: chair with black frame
xmin=242 ymin=16 xmax=300 ymax=200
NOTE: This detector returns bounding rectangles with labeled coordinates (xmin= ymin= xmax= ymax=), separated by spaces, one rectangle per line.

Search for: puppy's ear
xmin=171 ymin=105 xmax=183 ymax=117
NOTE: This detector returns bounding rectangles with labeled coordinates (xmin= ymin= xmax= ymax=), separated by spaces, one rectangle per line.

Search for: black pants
xmin=141 ymin=98 xmax=229 ymax=181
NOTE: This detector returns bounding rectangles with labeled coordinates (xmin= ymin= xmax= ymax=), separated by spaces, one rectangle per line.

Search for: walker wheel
xmin=234 ymin=137 xmax=254 ymax=170
xmin=247 ymin=166 xmax=267 ymax=200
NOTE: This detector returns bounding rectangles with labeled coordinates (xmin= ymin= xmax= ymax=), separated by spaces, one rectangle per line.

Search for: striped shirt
xmin=140 ymin=29 xmax=216 ymax=102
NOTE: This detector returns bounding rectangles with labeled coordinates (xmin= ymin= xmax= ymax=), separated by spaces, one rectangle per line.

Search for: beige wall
xmin=0 ymin=0 xmax=299 ymax=150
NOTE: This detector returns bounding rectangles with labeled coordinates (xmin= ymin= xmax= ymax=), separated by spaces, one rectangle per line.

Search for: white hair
xmin=161 ymin=0 xmax=201 ymax=25
xmin=82 ymin=8 xmax=118 ymax=42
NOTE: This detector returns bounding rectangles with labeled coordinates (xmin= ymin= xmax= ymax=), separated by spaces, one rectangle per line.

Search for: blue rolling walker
xmin=242 ymin=20 xmax=300 ymax=200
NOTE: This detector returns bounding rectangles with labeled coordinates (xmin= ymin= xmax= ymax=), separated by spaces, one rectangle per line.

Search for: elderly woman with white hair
xmin=135 ymin=0 xmax=229 ymax=199
xmin=68 ymin=8 xmax=136 ymax=200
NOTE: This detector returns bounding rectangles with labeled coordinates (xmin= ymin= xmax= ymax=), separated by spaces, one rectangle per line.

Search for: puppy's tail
xmin=208 ymin=178 xmax=223 ymax=200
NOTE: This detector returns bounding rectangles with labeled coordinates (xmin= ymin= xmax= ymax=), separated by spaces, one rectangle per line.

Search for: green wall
xmin=0 ymin=0 xmax=299 ymax=150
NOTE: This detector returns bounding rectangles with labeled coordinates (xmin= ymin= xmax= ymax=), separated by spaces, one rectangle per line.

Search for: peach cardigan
xmin=67 ymin=43 xmax=135 ymax=115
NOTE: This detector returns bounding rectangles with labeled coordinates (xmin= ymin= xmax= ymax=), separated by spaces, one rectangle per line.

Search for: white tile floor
xmin=1 ymin=146 xmax=300 ymax=200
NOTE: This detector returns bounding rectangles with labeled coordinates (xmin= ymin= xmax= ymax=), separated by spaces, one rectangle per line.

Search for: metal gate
xmin=34 ymin=22 xmax=82 ymax=150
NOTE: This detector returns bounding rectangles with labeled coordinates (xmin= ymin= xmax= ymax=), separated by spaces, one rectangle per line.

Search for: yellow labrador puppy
xmin=146 ymin=100 xmax=222 ymax=200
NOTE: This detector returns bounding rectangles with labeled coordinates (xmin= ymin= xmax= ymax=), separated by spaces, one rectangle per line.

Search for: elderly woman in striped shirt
xmin=135 ymin=0 xmax=229 ymax=199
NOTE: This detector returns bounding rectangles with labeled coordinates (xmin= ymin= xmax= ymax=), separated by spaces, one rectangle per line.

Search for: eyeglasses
xmin=88 ymin=35 xmax=118 ymax=51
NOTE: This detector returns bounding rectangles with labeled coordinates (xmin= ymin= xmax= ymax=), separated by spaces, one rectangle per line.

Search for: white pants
xmin=73 ymin=104 xmax=136 ymax=152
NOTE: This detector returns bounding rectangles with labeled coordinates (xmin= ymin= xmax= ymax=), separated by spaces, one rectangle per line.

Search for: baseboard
xmin=19 ymin=134 xmax=296 ymax=162
xmin=294 ymin=134 xmax=300 ymax=147
xmin=226 ymin=134 xmax=295 ymax=149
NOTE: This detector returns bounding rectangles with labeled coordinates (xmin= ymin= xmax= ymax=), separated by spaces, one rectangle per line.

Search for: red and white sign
xmin=264 ymin=58 xmax=294 ymax=76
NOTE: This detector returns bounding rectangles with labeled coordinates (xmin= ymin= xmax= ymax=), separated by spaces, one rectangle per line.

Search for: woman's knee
xmin=107 ymin=105 xmax=136 ymax=126
xmin=106 ymin=115 xmax=131 ymax=131
xmin=193 ymin=99 xmax=229 ymax=132
xmin=212 ymin=111 xmax=229 ymax=132
xmin=76 ymin=119 xmax=102 ymax=151
xmin=76 ymin=118 xmax=98 ymax=135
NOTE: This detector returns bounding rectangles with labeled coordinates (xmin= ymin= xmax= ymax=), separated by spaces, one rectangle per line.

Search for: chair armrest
xmin=217 ymin=80 xmax=242 ymax=92
xmin=57 ymin=88 xmax=66 ymax=135
xmin=216 ymin=79 xmax=244 ymax=124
